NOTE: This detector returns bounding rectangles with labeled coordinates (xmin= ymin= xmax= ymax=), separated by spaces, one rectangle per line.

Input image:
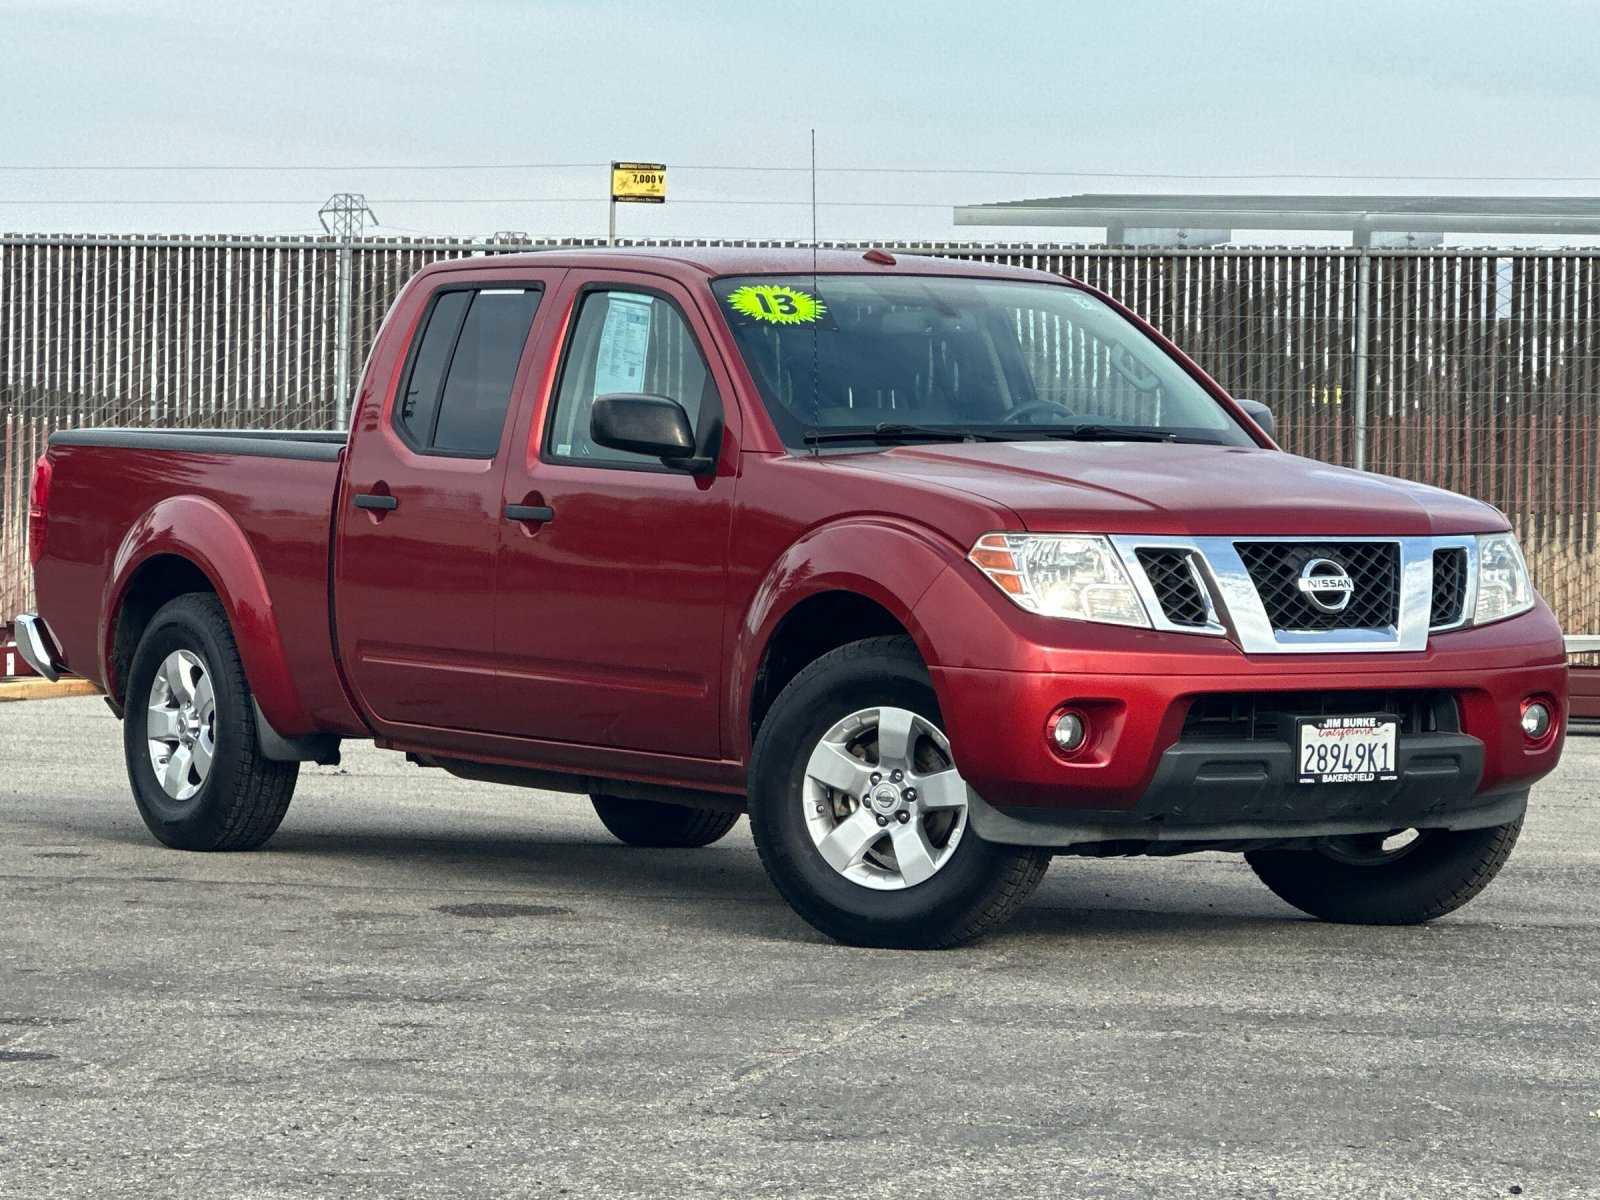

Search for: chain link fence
xmin=4 ymin=235 xmax=1598 ymax=637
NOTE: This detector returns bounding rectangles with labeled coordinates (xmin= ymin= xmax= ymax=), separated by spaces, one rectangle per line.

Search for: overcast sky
xmin=5 ymin=0 xmax=1598 ymax=244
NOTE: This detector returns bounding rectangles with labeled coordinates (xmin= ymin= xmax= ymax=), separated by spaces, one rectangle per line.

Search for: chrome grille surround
xmin=1110 ymin=534 xmax=1481 ymax=654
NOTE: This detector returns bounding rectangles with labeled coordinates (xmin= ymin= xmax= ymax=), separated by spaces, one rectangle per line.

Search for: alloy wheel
xmin=145 ymin=649 xmax=217 ymax=802
xmin=801 ymin=705 xmax=969 ymax=890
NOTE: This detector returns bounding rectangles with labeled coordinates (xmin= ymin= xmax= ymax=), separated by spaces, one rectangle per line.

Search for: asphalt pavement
xmin=2 ymin=696 xmax=1596 ymax=1199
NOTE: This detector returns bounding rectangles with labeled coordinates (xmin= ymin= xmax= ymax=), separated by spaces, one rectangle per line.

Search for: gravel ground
xmin=1 ymin=696 xmax=1596 ymax=1199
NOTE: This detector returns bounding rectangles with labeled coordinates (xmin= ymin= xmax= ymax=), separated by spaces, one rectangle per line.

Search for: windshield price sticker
xmin=725 ymin=284 xmax=827 ymax=325
xmin=1297 ymin=715 xmax=1399 ymax=785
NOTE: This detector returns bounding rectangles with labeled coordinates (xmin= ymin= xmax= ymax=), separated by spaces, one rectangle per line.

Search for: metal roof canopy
xmin=953 ymin=194 xmax=1600 ymax=246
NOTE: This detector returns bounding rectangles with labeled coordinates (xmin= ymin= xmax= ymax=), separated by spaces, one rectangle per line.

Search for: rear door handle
xmin=504 ymin=504 xmax=555 ymax=522
xmin=353 ymin=493 xmax=398 ymax=511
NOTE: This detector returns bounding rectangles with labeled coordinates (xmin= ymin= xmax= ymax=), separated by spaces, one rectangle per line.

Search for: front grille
xmin=1430 ymin=548 xmax=1468 ymax=628
xmin=1235 ymin=541 xmax=1399 ymax=631
xmin=1182 ymin=690 xmax=1459 ymax=743
xmin=1135 ymin=548 xmax=1210 ymax=626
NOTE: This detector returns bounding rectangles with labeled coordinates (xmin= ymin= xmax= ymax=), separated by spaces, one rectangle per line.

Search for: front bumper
xmin=964 ymin=730 xmax=1526 ymax=849
xmin=930 ymin=609 xmax=1567 ymax=844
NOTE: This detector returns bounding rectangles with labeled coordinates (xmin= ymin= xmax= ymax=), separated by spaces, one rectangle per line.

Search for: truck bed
xmin=52 ymin=427 xmax=347 ymax=460
xmin=36 ymin=427 xmax=363 ymax=735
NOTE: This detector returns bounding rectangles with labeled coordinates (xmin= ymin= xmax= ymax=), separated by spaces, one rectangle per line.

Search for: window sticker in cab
xmin=725 ymin=284 xmax=827 ymax=325
xmin=593 ymin=292 xmax=654 ymax=395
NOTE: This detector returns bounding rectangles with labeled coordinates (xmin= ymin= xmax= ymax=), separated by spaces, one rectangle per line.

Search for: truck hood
xmin=827 ymin=441 xmax=1505 ymax=537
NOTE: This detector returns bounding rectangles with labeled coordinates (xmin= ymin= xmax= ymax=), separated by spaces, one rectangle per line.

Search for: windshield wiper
xmin=1019 ymin=423 xmax=1178 ymax=443
xmin=802 ymin=422 xmax=1017 ymax=446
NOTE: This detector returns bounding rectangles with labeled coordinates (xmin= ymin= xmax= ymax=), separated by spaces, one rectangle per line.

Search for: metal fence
xmin=3 ymin=234 xmax=1598 ymax=638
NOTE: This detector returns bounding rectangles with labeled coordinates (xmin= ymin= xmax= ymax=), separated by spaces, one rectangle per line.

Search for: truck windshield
xmin=710 ymin=274 xmax=1252 ymax=449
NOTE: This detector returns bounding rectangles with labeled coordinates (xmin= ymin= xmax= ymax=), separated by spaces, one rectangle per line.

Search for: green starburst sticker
xmin=725 ymin=284 xmax=826 ymax=325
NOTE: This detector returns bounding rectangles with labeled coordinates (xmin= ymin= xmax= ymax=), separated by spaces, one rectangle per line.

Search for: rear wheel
xmin=1245 ymin=819 xmax=1522 ymax=924
xmin=748 ymin=636 xmax=1049 ymax=949
xmin=590 ymin=794 xmax=740 ymax=848
xmin=123 ymin=593 xmax=298 ymax=851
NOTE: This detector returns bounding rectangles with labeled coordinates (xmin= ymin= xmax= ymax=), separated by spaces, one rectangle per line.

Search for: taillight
xmin=27 ymin=454 xmax=52 ymax=568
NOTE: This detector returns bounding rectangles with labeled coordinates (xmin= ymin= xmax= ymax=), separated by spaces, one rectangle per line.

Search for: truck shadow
xmin=55 ymin=811 xmax=1305 ymax=945
xmin=252 ymin=824 xmax=1296 ymax=944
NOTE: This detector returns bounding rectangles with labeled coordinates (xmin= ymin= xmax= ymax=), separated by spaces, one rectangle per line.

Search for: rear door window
xmin=394 ymin=286 xmax=542 ymax=457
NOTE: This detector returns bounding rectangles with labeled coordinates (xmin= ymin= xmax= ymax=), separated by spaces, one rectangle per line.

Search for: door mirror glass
xmin=1236 ymin=398 xmax=1276 ymax=439
xmin=591 ymin=394 xmax=698 ymax=461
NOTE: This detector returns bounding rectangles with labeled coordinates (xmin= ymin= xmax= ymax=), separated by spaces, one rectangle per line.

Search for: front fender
xmin=102 ymin=495 xmax=313 ymax=734
xmin=728 ymin=516 xmax=966 ymax=747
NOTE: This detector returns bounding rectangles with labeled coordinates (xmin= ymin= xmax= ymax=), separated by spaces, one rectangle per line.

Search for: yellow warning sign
xmin=611 ymin=162 xmax=667 ymax=203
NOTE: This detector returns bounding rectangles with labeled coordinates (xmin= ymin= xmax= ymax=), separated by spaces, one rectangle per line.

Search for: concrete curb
xmin=0 ymin=678 xmax=102 ymax=703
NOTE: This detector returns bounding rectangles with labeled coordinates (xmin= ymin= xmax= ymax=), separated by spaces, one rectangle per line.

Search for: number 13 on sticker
xmin=726 ymin=284 xmax=826 ymax=325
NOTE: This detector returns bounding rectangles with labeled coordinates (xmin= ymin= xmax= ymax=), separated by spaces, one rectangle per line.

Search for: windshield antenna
xmin=809 ymin=127 xmax=821 ymax=457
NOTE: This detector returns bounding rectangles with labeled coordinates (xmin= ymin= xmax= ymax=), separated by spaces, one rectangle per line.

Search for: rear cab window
xmin=395 ymin=285 xmax=543 ymax=458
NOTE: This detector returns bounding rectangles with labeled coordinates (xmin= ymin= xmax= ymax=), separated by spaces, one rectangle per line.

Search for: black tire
xmin=590 ymin=794 xmax=741 ymax=848
xmin=1245 ymin=819 xmax=1523 ymax=925
xmin=748 ymin=635 xmax=1049 ymax=950
xmin=122 ymin=592 xmax=298 ymax=851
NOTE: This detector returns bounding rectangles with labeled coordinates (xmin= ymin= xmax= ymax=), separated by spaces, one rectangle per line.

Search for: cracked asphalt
xmin=2 ymin=696 xmax=1597 ymax=1199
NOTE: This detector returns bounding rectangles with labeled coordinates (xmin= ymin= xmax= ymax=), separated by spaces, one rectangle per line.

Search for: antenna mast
xmin=808 ymin=129 xmax=821 ymax=452
xmin=810 ymin=129 xmax=819 ymax=262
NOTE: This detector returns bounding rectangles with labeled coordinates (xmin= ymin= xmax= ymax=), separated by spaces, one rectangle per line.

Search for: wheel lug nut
xmin=904 ymin=787 xmax=917 ymax=801
xmin=870 ymin=773 xmax=881 ymax=785
xmin=895 ymin=811 xmax=910 ymax=824
xmin=890 ymin=769 xmax=904 ymax=782
xmin=875 ymin=815 xmax=889 ymax=827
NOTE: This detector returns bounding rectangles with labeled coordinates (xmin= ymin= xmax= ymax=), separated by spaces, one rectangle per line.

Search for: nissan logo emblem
xmin=1296 ymin=558 xmax=1356 ymax=613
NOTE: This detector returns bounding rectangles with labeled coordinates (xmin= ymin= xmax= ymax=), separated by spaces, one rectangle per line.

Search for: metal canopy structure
xmin=953 ymin=193 xmax=1600 ymax=246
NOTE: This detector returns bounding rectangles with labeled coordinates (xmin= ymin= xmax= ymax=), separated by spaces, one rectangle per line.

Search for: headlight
xmin=1473 ymin=532 xmax=1535 ymax=624
xmin=969 ymin=533 xmax=1150 ymax=627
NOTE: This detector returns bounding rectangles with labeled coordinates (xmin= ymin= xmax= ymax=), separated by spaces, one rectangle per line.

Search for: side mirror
xmin=591 ymin=394 xmax=709 ymax=471
xmin=1236 ymin=398 xmax=1276 ymax=440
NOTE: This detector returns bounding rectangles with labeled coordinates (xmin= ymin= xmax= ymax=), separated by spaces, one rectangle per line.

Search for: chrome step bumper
xmin=12 ymin=613 xmax=63 ymax=682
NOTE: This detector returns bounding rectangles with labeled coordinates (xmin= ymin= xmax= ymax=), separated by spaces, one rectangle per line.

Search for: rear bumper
xmin=930 ymin=609 xmax=1568 ymax=830
xmin=12 ymin=613 xmax=64 ymax=682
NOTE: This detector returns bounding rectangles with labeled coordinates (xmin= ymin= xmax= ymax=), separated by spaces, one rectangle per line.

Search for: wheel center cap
xmin=869 ymin=784 xmax=902 ymax=814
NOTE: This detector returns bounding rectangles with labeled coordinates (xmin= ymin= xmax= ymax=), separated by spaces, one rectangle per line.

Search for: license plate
xmin=1296 ymin=715 xmax=1399 ymax=784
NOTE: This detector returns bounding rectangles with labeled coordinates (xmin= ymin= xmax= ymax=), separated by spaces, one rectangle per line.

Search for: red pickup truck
xmin=16 ymin=247 xmax=1567 ymax=948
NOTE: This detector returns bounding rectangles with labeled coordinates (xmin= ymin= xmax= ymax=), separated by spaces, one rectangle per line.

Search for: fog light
xmin=1520 ymin=701 xmax=1552 ymax=741
xmin=1051 ymin=712 xmax=1087 ymax=753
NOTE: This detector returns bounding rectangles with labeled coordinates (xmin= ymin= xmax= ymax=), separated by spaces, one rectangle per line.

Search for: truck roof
xmin=413 ymin=245 xmax=1063 ymax=284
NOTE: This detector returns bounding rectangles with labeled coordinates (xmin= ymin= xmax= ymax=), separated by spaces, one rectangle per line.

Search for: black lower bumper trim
xmin=1139 ymin=732 xmax=1485 ymax=825
xmin=968 ymin=731 xmax=1524 ymax=849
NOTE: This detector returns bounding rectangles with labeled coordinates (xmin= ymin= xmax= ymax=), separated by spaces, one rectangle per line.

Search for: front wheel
xmin=748 ymin=636 xmax=1049 ymax=949
xmin=123 ymin=593 xmax=299 ymax=851
xmin=1245 ymin=819 xmax=1522 ymax=925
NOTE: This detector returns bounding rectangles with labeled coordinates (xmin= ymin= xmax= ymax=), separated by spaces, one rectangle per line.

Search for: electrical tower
xmin=318 ymin=192 xmax=377 ymax=240
xmin=319 ymin=193 xmax=376 ymax=426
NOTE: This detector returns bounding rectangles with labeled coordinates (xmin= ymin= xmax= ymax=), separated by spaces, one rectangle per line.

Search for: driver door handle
xmin=505 ymin=503 xmax=555 ymax=523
